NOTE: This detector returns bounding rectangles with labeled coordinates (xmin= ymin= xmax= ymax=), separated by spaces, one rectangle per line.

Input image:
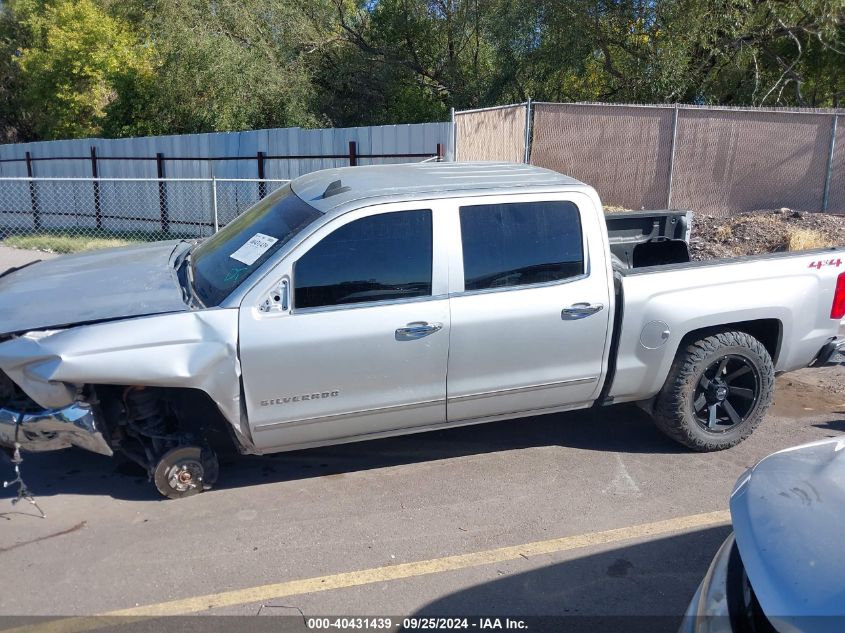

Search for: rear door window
xmin=459 ymin=201 xmax=584 ymax=291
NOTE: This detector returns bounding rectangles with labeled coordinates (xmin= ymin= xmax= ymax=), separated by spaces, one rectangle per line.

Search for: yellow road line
xmin=3 ymin=510 xmax=730 ymax=633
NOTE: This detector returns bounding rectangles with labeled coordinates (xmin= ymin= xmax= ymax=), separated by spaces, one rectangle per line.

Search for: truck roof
xmin=291 ymin=161 xmax=588 ymax=214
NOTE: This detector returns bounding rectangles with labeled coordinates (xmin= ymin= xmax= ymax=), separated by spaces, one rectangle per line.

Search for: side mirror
xmin=259 ymin=278 xmax=289 ymax=313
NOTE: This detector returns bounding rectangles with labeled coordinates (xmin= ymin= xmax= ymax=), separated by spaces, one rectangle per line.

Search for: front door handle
xmin=396 ymin=321 xmax=443 ymax=340
xmin=561 ymin=303 xmax=604 ymax=320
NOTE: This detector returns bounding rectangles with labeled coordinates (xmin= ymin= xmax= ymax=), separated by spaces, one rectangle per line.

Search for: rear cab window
xmin=458 ymin=200 xmax=584 ymax=291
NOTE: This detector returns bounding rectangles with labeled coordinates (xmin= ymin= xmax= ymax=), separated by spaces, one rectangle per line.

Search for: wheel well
xmin=678 ymin=319 xmax=782 ymax=364
xmin=94 ymin=385 xmax=240 ymax=456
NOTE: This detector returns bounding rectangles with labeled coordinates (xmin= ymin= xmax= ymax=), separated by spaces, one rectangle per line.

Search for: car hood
xmin=0 ymin=241 xmax=191 ymax=336
xmin=730 ymin=437 xmax=845 ymax=627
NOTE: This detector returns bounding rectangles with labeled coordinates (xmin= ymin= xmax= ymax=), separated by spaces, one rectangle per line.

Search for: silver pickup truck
xmin=2 ymin=162 xmax=844 ymax=498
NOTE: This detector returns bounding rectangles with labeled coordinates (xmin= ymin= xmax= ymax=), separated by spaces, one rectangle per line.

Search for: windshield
xmin=190 ymin=185 xmax=322 ymax=306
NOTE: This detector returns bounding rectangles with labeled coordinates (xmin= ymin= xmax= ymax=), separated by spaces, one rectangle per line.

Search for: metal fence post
xmin=211 ymin=175 xmax=219 ymax=233
xmin=348 ymin=141 xmax=358 ymax=166
xmin=90 ymin=146 xmax=102 ymax=230
xmin=25 ymin=151 xmax=40 ymax=230
xmin=451 ymin=107 xmax=457 ymax=161
xmin=666 ymin=105 xmax=680 ymax=209
xmin=257 ymin=151 xmax=267 ymax=199
xmin=823 ymin=115 xmax=838 ymax=212
xmin=156 ymin=152 xmax=169 ymax=233
xmin=523 ymin=98 xmax=532 ymax=164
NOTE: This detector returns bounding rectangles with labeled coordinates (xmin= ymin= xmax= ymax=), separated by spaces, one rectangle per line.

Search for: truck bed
xmin=604 ymin=210 xmax=692 ymax=268
xmin=606 ymin=243 xmax=845 ymax=405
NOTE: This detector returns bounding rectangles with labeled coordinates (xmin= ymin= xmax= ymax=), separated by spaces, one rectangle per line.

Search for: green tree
xmin=11 ymin=0 xmax=154 ymax=139
xmin=115 ymin=0 xmax=329 ymax=135
xmin=3 ymin=0 xmax=845 ymax=140
xmin=677 ymin=0 xmax=845 ymax=107
xmin=525 ymin=0 xmax=845 ymax=107
xmin=315 ymin=0 xmax=507 ymax=123
xmin=0 ymin=3 xmax=32 ymax=142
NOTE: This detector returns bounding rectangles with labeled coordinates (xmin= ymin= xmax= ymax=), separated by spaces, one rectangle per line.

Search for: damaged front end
xmin=0 ymin=369 xmax=112 ymax=456
xmin=0 ymin=309 xmax=248 ymax=499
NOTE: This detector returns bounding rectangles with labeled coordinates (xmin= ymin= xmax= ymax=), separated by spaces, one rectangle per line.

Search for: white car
xmin=681 ymin=438 xmax=845 ymax=633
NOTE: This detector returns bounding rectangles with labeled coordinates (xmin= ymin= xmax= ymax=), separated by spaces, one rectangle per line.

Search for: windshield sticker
xmin=230 ymin=233 xmax=279 ymax=265
xmin=224 ymin=266 xmax=250 ymax=283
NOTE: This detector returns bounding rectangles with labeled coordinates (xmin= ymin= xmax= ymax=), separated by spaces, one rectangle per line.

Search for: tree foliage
xmin=6 ymin=0 xmax=154 ymax=139
xmin=114 ymin=0 xmax=325 ymax=136
xmin=0 ymin=0 xmax=844 ymax=141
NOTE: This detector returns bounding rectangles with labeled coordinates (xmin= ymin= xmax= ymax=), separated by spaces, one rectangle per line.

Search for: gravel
xmin=689 ymin=208 xmax=845 ymax=260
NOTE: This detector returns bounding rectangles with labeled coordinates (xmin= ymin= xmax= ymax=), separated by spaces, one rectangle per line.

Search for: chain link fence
xmin=454 ymin=101 xmax=845 ymax=216
xmin=453 ymin=103 xmax=529 ymax=163
xmin=0 ymin=177 xmax=290 ymax=244
xmin=0 ymin=126 xmax=446 ymax=251
xmin=5 ymin=103 xmax=842 ymax=251
xmin=530 ymin=103 xmax=674 ymax=211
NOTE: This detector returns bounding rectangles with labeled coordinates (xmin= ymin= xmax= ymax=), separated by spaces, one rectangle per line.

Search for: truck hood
xmin=0 ymin=241 xmax=191 ymax=336
xmin=730 ymin=438 xmax=845 ymax=628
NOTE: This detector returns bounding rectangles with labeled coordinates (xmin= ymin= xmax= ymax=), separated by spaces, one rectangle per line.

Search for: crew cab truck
xmin=1 ymin=162 xmax=844 ymax=499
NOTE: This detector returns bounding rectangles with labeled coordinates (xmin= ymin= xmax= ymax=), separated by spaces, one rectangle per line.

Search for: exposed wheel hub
xmin=165 ymin=457 xmax=204 ymax=492
xmin=165 ymin=459 xmax=203 ymax=493
xmin=153 ymin=445 xmax=219 ymax=500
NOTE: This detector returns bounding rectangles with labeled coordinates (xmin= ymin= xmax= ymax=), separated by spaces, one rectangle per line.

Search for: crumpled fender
xmin=0 ymin=308 xmax=255 ymax=453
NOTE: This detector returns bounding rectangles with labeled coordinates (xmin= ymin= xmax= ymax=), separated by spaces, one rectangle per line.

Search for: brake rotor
xmin=153 ymin=446 xmax=217 ymax=499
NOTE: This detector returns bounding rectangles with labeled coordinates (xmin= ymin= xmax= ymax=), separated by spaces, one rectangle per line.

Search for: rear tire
xmin=653 ymin=331 xmax=775 ymax=451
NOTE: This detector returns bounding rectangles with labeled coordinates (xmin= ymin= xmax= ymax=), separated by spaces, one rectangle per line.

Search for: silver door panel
xmin=445 ymin=191 xmax=612 ymax=422
xmin=239 ymin=202 xmax=451 ymax=452
xmin=447 ymin=282 xmax=608 ymax=421
xmin=448 ymin=377 xmax=599 ymax=422
xmin=241 ymin=298 xmax=450 ymax=450
xmin=250 ymin=398 xmax=592 ymax=454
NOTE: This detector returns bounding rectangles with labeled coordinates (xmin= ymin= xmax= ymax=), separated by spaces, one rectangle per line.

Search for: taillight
xmin=831 ymin=272 xmax=845 ymax=319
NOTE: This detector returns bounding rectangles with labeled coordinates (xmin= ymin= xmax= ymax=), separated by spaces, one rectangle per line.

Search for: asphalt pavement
xmin=0 ymin=245 xmax=57 ymax=270
xmin=1 ymin=245 xmax=843 ymax=631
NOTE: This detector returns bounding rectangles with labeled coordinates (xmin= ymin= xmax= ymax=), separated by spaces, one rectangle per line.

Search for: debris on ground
xmin=3 ymin=442 xmax=46 ymax=518
xmin=689 ymin=208 xmax=845 ymax=260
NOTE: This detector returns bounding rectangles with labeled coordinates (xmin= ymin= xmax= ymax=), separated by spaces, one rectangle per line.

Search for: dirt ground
xmin=689 ymin=208 xmax=845 ymax=260
xmin=772 ymin=366 xmax=845 ymax=418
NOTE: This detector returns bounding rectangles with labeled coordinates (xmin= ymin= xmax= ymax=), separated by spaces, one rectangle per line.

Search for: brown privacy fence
xmin=531 ymin=103 xmax=674 ymax=211
xmin=454 ymin=102 xmax=844 ymax=216
xmin=453 ymin=103 xmax=529 ymax=163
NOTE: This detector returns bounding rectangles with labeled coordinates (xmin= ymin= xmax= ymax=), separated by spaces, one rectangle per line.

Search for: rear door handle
xmin=561 ymin=303 xmax=604 ymax=320
xmin=395 ymin=321 xmax=443 ymax=340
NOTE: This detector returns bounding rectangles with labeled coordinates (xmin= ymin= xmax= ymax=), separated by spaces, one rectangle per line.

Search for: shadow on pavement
xmin=413 ymin=525 xmax=731 ymax=631
xmin=813 ymin=418 xmax=845 ymax=433
xmin=1 ymin=404 xmax=686 ymax=501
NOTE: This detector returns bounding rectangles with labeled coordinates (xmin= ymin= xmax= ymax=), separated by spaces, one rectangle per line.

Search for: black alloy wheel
xmin=652 ymin=331 xmax=775 ymax=451
xmin=692 ymin=354 xmax=761 ymax=433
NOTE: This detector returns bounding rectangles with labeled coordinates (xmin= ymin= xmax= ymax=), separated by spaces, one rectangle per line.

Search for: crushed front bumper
xmin=0 ymin=402 xmax=113 ymax=456
xmin=810 ymin=336 xmax=845 ymax=367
